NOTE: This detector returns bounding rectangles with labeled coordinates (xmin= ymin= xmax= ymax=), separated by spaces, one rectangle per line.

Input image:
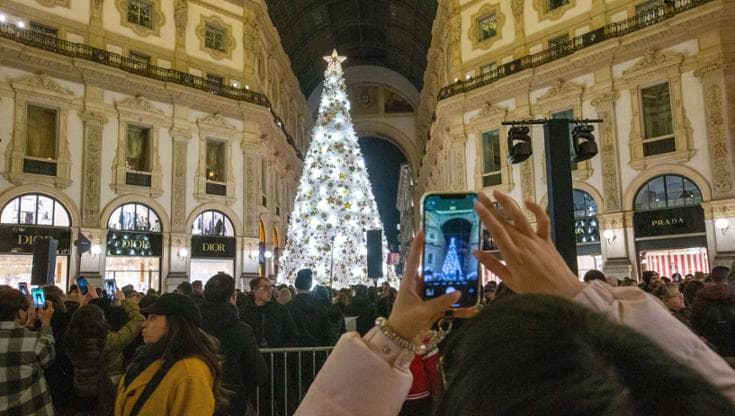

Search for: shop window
xmin=478 ymin=13 xmax=497 ymax=41
xmin=573 ymin=190 xmax=599 ymax=244
xmin=127 ymin=0 xmax=153 ymax=29
xmin=192 ymin=210 xmax=234 ymax=236
xmin=640 ymin=82 xmax=675 ymax=157
xmin=634 ymin=175 xmax=702 ymax=211
xmin=548 ymin=0 xmax=569 ymax=11
xmin=25 ymin=105 xmax=58 ymax=176
xmin=126 ymin=124 xmax=151 ymax=172
xmin=30 ymin=21 xmax=58 ymax=38
xmin=481 ymin=130 xmax=502 ymax=187
xmin=205 ymin=24 xmax=226 ymax=52
xmin=108 ymin=203 xmax=161 ymax=232
xmin=0 ymin=194 xmax=70 ymax=227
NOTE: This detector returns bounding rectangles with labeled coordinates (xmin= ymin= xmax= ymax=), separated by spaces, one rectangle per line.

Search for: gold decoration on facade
xmin=115 ymin=0 xmax=165 ymax=38
xmin=532 ymin=0 xmax=576 ymax=22
xmin=196 ymin=14 xmax=237 ymax=61
xmin=468 ymin=3 xmax=506 ymax=51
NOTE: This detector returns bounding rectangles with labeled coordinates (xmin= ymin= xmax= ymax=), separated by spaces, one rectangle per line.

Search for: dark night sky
xmin=358 ymin=137 xmax=407 ymax=251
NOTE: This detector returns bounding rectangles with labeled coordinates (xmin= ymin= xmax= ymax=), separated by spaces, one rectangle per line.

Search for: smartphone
xmin=76 ymin=276 xmax=89 ymax=296
xmin=104 ymin=279 xmax=117 ymax=300
xmin=421 ymin=192 xmax=481 ymax=308
xmin=18 ymin=282 xmax=29 ymax=297
xmin=31 ymin=287 xmax=46 ymax=309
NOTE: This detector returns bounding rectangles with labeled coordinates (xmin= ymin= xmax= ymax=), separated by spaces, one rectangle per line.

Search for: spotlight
xmin=572 ymin=124 xmax=598 ymax=162
xmin=507 ymin=125 xmax=532 ymax=164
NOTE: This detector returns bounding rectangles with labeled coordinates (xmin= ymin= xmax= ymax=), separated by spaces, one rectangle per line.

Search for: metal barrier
xmin=253 ymin=346 xmax=334 ymax=416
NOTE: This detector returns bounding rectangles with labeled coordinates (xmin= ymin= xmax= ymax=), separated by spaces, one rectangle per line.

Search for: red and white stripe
xmin=644 ymin=249 xmax=709 ymax=277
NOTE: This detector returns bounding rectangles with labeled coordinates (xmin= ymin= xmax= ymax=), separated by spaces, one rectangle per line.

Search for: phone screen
xmin=31 ymin=287 xmax=46 ymax=309
xmin=422 ymin=193 xmax=480 ymax=308
xmin=18 ymin=282 xmax=29 ymax=297
xmin=105 ymin=279 xmax=117 ymax=299
xmin=77 ymin=276 xmax=89 ymax=295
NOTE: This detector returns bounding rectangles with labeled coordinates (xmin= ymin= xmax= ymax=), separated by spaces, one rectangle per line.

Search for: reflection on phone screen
xmin=423 ymin=193 xmax=480 ymax=307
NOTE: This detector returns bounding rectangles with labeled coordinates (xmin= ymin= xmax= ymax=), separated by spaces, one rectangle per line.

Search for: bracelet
xmin=375 ymin=317 xmax=452 ymax=356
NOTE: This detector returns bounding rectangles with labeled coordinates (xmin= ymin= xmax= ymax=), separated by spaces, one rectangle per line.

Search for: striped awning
xmin=643 ymin=248 xmax=709 ymax=278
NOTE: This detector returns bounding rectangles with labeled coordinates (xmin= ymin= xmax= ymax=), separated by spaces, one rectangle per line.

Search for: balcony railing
xmin=0 ymin=22 xmax=303 ymax=160
xmin=437 ymin=0 xmax=713 ymax=101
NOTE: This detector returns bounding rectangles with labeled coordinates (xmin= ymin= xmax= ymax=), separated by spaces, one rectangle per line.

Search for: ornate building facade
xmin=417 ymin=0 xmax=735 ymax=280
xmin=0 ymin=0 xmax=309 ymax=291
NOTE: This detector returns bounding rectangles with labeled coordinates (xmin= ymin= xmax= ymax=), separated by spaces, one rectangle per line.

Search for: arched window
xmin=573 ymin=190 xmax=598 ymax=244
xmin=192 ymin=210 xmax=234 ymax=236
xmin=634 ymin=175 xmax=702 ymax=211
xmin=0 ymin=193 xmax=70 ymax=227
xmin=108 ymin=203 xmax=161 ymax=232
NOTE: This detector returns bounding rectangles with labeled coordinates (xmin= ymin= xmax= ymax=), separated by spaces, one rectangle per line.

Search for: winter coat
xmin=199 ymin=300 xmax=268 ymax=415
xmin=114 ymin=357 xmax=214 ymax=416
xmin=691 ymin=284 xmax=735 ymax=357
xmin=295 ymin=281 xmax=735 ymax=415
xmin=105 ymin=300 xmax=145 ymax=378
xmin=286 ymin=293 xmax=332 ymax=347
xmin=240 ymin=300 xmax=299 ymax=348
xmin=43 ymin=309 xmax=75 ymax=411
xmin=344 ymin=296 xmax=376 ymax=336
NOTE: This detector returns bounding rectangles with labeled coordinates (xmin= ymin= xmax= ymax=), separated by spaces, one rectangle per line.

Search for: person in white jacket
xmin=296 ymin=191 xmax=735 ymax=415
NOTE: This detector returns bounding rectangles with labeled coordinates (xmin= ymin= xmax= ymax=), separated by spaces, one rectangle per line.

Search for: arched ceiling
xmin=264 ymin=0 xmax=438 ymax=97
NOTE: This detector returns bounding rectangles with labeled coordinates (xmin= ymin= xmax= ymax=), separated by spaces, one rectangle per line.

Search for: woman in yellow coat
xmin=115 ymin=293 xmax=226 ymax=416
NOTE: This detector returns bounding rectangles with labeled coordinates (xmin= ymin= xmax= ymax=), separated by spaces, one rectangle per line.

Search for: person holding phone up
xmin=0 ymin=286 xmax=56 ymax=415
xmin=294 ymin=191 xmax=735 ymax=415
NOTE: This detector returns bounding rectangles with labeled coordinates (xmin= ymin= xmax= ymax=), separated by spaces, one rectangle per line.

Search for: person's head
xmin=642 ymin=271 xmax=660 ymax=288
xmin=334 ymin=292 xmax=349 ymax=307
xmin=672 ymin=273 xmax=682 ymax=283
xmin=66 ymin=304 xmax=109 ymax=342
xmin=313 ymin=285 xmax=331 ymax=303
xmin=121 ymin=284 xmax=135 ymax=298
xmin=192 ymin=280 xmax=204 ymax=294
xmin=139 ymin=293 xmax=158 ymax=310
xmin=276 ymin=287 xmax=292 ymax=304
xmin=204 ymin=273 xmax=235 ymax=304
xmin=43 ymin=285 xmax=67 ymax=314
xmin=295 ymin=269 xmax=313 ymax=291
xmin=710 ymin=266 xmax=730 ymax=284
xmin=141 ymin=293 xmax=227 ymax=410
xmin=682 ymin=279 xmax=705 ymax=306
xmin=437 ymin=294 xmax=735 ymax=415
xmin=685 ymin=274 xmax=694 ymax=281
xmin=354 ymin=284 xmax=368 ymax=299
xmin=493 ymin=281 xmax=516 ymax=302
xmin=249 ymin=277 xmax=272 ymax=305
xmin=653 ymin=283 xmax=685 ymax=312
xmin=0 ymin=286 xmax=27 ymax=322
xmin=147 ymin=288 xmax=157 ymax=295
xmin=175 ymin=281 xmax=193 ymax=296
xmin=583 ymin=270 xmax=606 ymax=283
xmin=68 ymin=284 xmax=78 ymax=297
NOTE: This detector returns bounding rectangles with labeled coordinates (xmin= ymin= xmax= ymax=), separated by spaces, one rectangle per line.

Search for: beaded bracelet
xmin=375 ymin=317 xmax=452 ymax=356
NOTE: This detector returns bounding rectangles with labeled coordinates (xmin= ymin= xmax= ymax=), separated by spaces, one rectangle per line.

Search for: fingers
xmin=493 ymin=191 xmax=535 ymax=237
xmin=474 ymin=251 xmax=512 ymax=284
xmin=475 ymin=201 xmax=517 ymax=256
xmin=402 ymin=231 xmax=424 ymax=294
xmin=426 ymin=291 xmax=461 ymax=314
xmin=526 ymin=201 xmax=551 ymax=241
xmin=452 ymin=307 xmax=481 ymax=320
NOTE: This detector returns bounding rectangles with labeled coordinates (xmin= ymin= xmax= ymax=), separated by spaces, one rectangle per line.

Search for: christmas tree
xmin=441 ymin=237 xmax=462 ymax=281
xmin=278 ymin=50 xmax=386 ymax=287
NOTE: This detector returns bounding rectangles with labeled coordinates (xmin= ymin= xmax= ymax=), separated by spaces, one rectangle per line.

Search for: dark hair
xmin=584 ymin=270 xmax=606 ymax=283
xmin=437 ymin=295 xmax=735 ymax=415
xmin=192 ymin=280 xmax=203 ymax=290
xmin=176 ymin=281 xmax=193 ymax=296
xmin=354 ymin=284 xmax=368 ymax=298
xmin=43 ymin=285 xmax=67 ymax=314
xmin=711 ymin=266 xmax=730 ymax=283
xmin=65 ymin=304 xmax=109 ymax=360
xmin=249 ymin=277 xmax=269 ymax=292
xmin=0 ymin=286 xmax=24 ymax=321
xmin=683 ymin=280 xmax=705 ymax=306
xmin=159 ymin=314 xmax=229 ymax=411
xmin=295 ymin=269 xmax=313 ymax=290
xmin=139 ymin=294 xmax=158 ymax=309
xmin=204 ymin=273 xmax=235 ymax=303
xmin=68 ymin=284 xmax=78 ymax=293
xmin=641 ymin=270 xmax=658 ymax=284
xmin=107 ymin=305 xmax=129 ymax=331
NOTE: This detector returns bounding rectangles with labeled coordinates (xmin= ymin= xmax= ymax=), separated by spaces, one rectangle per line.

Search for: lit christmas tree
xmin=441 ymin=237 xmax=462 ymax=280
xmin=278 ymin=50 xmax=386 ymax=287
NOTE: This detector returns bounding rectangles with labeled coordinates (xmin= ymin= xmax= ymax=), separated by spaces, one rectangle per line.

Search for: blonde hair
xmin=276 ymin=287 xmax=292 ymax=304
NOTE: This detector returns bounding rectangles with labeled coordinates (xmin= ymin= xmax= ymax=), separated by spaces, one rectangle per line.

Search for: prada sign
xmin=0 ymin=225 xmax=71 ymax=254
xmin=191 ymin=236 xmax=236 ymax=258
xmin=107 ymin=231 xmax=162 ymax=257
xmin=634 ymin=206 xmax=705 ymax=238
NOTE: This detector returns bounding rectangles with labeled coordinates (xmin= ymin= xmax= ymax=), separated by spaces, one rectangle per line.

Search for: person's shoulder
xmin=172 ymin=357 xmax=213 ymax=379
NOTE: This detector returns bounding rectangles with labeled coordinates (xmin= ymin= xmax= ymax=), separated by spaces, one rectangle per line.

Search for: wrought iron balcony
xmin=0 ymin=22 xmax=303 ymax=160
xmin=437 ymin=0 xmax=713 ymax=101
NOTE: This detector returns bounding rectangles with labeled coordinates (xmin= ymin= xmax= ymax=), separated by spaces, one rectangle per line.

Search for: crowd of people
xmin=2 ymin=190 xmax=735 ymax=415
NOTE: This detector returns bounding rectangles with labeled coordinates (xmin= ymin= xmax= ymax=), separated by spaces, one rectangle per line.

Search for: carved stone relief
xmin=115 ymin=0 xmax=165 ymax=38
xmin=80 ymin=111 xmax=108 ymax=227
xmin=704 ymin=85 xmax=733 ymax=197
xmin=591 ymin=93 xmax=621 ymax=212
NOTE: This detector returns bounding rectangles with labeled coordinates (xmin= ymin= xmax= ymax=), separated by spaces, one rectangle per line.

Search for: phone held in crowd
xmin=105 ymin=278 xmax=117 ymax=300
xmin=31 ymin=287 xmax=46 ymax=309
xmin=421 ymin=192 xmax=481 ymax=308
xmin=18 ymin=282 xmax=29 ymax=297
xmin=76 ymin=276 xmax=89 ymax=296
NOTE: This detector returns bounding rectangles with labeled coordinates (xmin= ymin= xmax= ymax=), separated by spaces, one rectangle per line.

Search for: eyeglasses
xmin=257 ymin=285 xmax=272 ymax=291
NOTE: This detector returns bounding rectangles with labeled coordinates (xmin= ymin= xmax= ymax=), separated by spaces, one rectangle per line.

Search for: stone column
xmin=448 ymin=0 xmax=462 ymax=82
xmin=510 ymin=0 xmax=526 ymax=58
xmin=449 ymin=113 xmax=466 ymax=190
xmin=591 ymin=92 xmax=622 ymax=212
xmin=174 ymin=0 xmax=189 ymax=71
xmin=242 ymin=16 xmax=259 ymax=86
xmin=79 ymin=110 xmax=107 ymax=228
xmin=169 ymin=125 xmax=192 ymax=233
xmin=241 ymin=131 xmax=261 ymax=238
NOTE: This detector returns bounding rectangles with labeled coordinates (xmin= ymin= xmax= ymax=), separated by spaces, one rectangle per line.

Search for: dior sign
xmin=191 ymin=236 xmax=236 ymax=258
xmin=107 ymin=231 xmax=162 ymax=257
xmin=0 ymin=225 xmax=71 ymax=254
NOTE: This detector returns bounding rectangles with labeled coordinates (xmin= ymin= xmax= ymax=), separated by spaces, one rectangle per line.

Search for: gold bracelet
xmin=375 ymin=317 xmax=452 ymax=356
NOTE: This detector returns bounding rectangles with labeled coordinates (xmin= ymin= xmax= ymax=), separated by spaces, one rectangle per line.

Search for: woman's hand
xmin=386 ymin=231 xmax=462 ymax=344
xmin=473 ymin=190 xmax=584 ymax=299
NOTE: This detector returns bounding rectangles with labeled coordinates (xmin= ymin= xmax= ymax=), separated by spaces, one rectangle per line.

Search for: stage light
xmin=572 ymin=124 xmax=598 ymax=162
xmin=507 ymin=125 xmax=532 ymax=164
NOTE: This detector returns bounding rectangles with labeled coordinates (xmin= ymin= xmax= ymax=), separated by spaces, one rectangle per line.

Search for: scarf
xmin=124 ymin=342 xmax=165 ymax=389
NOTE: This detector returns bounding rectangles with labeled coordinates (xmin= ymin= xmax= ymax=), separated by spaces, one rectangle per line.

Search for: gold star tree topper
xmin=323 ymin=49 xmax=347 ymax=72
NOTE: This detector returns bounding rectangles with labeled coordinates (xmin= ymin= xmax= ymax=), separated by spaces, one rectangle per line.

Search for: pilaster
xmin=79 ymin=109 xmax=108 ymax=228
xmin=170 ymin=120 xmax=192 ymax=234
xmin=174 ymin=0 xmax=189 ymax=71
xmin=591 ymin=91 xmax=622 ymax=212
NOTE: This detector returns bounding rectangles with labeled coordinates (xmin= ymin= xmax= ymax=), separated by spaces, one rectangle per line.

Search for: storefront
xmin=0 ymin=193 xmax=72 ymax=289
xmin=190 ymin=210 xmax=236 ymax=284
xmin=573 ymin=190 xmax=602 ymax=279
xmin=105 ymin=203 xmax=163 ymax=292
xmin=633 ymin=175 xmax=708 ymax=278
